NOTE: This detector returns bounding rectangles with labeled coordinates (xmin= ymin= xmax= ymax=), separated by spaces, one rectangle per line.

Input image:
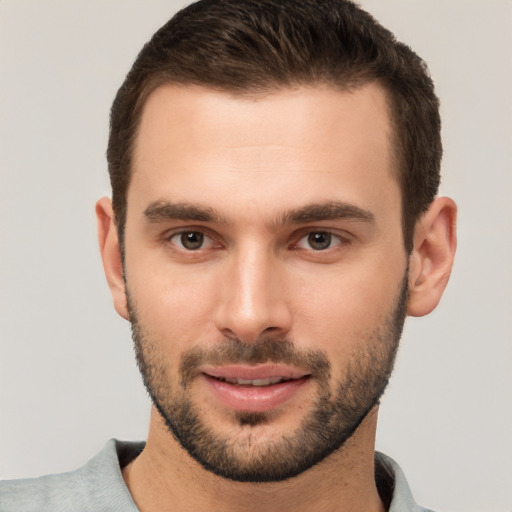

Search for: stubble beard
xmin=127 ymin=271 xmax=408 ymax=483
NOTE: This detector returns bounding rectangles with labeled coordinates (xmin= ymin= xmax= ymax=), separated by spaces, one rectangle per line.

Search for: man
xmin=0 ymin=0 xmax=456 ymax=510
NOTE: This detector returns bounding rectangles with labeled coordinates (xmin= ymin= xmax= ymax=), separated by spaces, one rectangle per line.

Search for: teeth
xmin=222 ymin=377 xmax=286 ymax=386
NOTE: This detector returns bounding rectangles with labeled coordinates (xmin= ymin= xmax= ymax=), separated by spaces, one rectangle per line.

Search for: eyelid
xmin=291 ymin=228 xmax=352 ymax=251
xmin=163 ymin=226 xmax=223 ymax=250
xmin=160 ymin=225 xmax=352 ymax=252
xmin=171 ymin=232 xmax=213 ymax=250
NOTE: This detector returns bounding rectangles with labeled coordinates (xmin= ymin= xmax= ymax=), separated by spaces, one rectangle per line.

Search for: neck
xmin=123 ymin=407 xmax=385 ymax=512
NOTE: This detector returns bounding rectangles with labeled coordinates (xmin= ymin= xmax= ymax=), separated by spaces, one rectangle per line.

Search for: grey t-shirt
xmin=0 ymin=439 xmax=434 ymax=511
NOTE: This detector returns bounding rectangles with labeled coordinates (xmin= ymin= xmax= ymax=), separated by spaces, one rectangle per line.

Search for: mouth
xmin=200 ymin=364 xmax=311 ymax=413
xmin=209 ymin=375 xmax=299 ymax=386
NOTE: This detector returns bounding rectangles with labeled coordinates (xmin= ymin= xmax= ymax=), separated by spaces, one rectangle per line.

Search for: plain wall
xmin=1 ymin=1 xmax=511 ymax=511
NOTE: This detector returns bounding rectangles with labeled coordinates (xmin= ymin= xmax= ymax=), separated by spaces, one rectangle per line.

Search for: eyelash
xmin=164 ymin=228 xmax=351 ymax=253
xmin=292 ymin=231 xmax=347 ymax=251
xmin=167 ymin=230 xmax=220 ymax=251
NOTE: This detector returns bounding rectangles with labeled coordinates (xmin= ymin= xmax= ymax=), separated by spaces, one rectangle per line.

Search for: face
xmin=123 ymin=83 xmax=409 ymax=481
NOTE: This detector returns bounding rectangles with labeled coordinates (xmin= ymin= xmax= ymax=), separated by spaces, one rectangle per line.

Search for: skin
xmin=97 ymin=83 xmax=457 ymax=511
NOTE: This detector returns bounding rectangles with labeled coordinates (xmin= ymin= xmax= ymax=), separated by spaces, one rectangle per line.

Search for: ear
xmin=96 ymin=197 xmax=129 ymax=320
xmin=407 ymin=197 xmax=457 ymax=317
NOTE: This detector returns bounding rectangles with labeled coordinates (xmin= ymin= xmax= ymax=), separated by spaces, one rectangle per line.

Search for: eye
xmin=295 ymin=231 xmax=342 ymax=251
xmin=169 ymin=231 xmax=215 ymax=250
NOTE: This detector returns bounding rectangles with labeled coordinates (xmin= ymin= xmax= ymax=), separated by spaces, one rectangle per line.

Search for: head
xmin=98 ymin=0 xmax=456 ymax=483
xmin=107 ymin=0 xmax=442 ymax=254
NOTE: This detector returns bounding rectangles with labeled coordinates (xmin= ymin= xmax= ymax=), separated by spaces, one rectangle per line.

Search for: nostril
xmin=220 ymin=328 xmax=238 ymax=340
xmin=213 ymin=287 xmax=292 ymax=343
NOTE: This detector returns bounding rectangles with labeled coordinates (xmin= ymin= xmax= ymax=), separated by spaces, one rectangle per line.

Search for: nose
xmin=214 ymin=244 xmax=292 ymax=343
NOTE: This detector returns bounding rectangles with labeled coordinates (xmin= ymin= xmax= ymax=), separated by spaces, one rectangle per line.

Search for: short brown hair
xmin=107 ymin=0 xmax=441 ymax=252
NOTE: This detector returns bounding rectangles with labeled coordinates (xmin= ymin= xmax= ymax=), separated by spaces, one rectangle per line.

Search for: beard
xmin=127 ymin=270 xmax=408 ymax=483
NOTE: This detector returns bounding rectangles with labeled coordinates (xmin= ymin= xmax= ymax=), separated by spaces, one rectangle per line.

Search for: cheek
xmin=127 ymin=263 xmax=221 ymax=351
xmin=289 ymin=260 xmax=404 ymax=356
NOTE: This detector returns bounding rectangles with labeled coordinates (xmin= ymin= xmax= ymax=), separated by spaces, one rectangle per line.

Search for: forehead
xmin=129 ymin=83 xmax=399 ymax=222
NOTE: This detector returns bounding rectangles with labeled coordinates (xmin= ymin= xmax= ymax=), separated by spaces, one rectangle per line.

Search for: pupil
xmin=308 ymin=232 xmax=331 ymax=250
xmin=181 ymin=232 xmax=204 ymax=250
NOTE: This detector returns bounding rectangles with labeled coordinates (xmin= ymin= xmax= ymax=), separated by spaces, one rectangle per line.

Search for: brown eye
xmin=170 ymin=231 xmax=210 ymax=250
xmin=181 ymin=232 xmax=204 ymax=250
xmin=306 ymin=232 xmax=333 ymax=250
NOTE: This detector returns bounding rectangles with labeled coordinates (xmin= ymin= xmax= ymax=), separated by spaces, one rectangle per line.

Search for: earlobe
xmin=96 ymin=197 xmax=129 ymax=320
xmin=407 ymin=197 xmax=457 ymax=317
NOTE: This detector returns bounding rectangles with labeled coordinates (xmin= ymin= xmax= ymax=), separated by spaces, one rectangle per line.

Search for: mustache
xmin=179 ymin=337 xmax=331 ymax=387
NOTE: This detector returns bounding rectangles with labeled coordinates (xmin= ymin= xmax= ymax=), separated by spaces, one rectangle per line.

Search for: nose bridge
xmin=214 ymin=240 xmax=291 ymax=342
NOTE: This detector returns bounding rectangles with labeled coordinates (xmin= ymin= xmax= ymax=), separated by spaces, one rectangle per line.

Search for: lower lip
xmin=203 ymin=375 xmax=309 ymax=413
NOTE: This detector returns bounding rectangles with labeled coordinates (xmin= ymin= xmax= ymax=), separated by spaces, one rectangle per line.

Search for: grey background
xmin=0 ymin=1 xmax=511 ymax=511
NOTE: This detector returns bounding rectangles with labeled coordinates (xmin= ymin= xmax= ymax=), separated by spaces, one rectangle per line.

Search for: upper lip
xmin=201 ymin=364 xmax=310 ymax=381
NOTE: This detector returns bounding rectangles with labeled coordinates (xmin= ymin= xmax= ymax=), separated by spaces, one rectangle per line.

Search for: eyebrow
xmin=143 ymin=200 xmax=374 ymax=226
xmin=143 ymin=201 xmax=227 ymax=224
xmin=279 ymin=201 xmax=375 ymax=225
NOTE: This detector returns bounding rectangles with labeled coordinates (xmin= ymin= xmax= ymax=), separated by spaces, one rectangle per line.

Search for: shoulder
xmin=0 ymin=439 xmax=144 ymax=512
xmin=375 ymin=452 xmax=436 ymax=512
xmin=0 ymin=470 xmax=87 ymax=512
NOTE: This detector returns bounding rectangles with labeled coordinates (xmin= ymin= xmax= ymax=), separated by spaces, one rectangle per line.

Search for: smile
xmin=200 ymin=365 xmax=311 ymax=413
xmin=212 ymin=376 xmax=292 ymax=386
